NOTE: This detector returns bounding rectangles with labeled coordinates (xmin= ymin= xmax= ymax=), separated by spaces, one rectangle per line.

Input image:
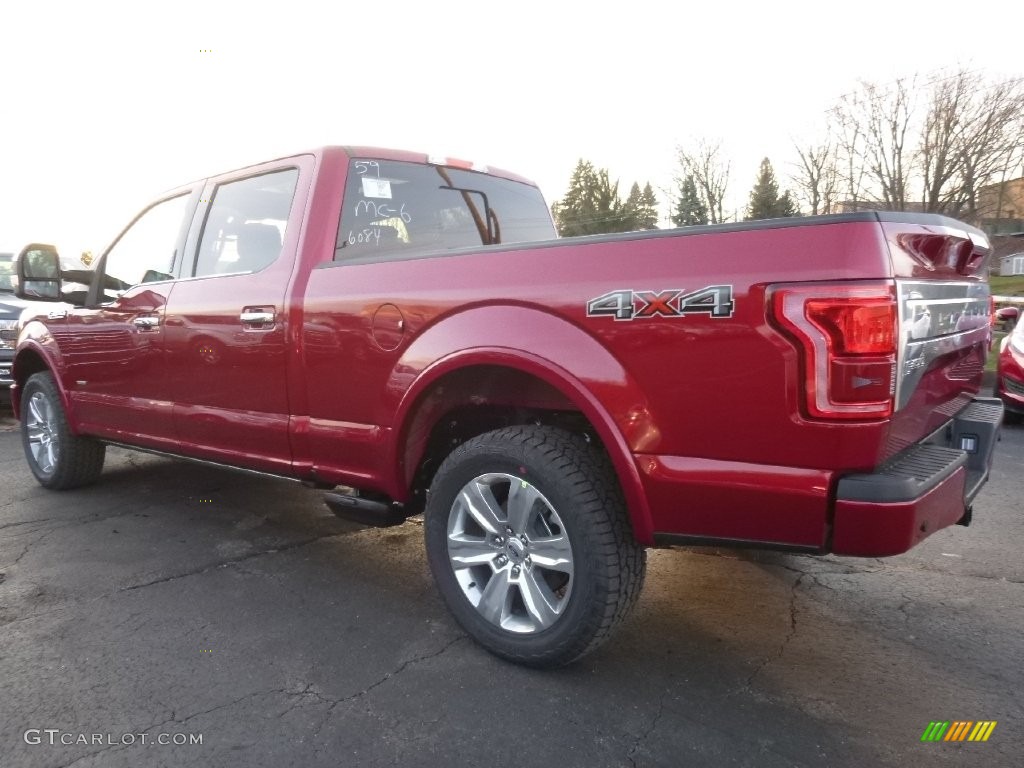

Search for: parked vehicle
xmin=996 ymin=305 xmax=1019 ymax=330
xmin=9 ymin=147 xmax=1003 ymax=666
xmin=1 ymin=251 xmax=27 ymax=401
xmin=996 ymin=307 xmax=1024 ymax=421
xmin=1 ymin=246 xmax=92 ymax=402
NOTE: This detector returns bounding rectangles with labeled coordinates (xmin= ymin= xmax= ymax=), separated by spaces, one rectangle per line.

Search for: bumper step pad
xmin=837 ymin=444 xmax=966 ymax=503
xmin=837 ymin=396 xmax=1002 ymax=505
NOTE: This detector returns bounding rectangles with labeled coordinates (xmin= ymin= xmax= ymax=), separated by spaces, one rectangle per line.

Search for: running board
xmin=324 ymin=492 xmax=408 ymax=527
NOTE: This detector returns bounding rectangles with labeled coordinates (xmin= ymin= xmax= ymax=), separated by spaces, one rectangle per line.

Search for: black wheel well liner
xmin=399 ymin=365 xmax=605 ymax=515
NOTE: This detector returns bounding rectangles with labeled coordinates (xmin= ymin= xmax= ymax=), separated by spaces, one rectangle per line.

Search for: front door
xmin=62 ymin=191 xmax=197 ymax=450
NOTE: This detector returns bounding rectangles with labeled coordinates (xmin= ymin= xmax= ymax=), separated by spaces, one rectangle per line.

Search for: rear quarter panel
xmin=298 ymin=219 xmax=900 ymax=546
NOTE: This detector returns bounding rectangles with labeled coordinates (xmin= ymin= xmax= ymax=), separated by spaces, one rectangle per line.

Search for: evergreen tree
xmin=746 ymin=158 xmax=800 ymax=220
xmin=623 ymin=182 xmax=643 ymax=230
xmin=553 ymin=160 xmax=630 ymax=235
xmin=621 ymin=182 xmax=659 ymax=230
xmin=777 ymin=190 xmax=799 ymax=218
xmin=672 ymin=174 xmax=708 ymax=226
xmin=553 ymin=159 xmax=598 ymax=237
xmin=593 ymin=169 xmax=626 ymax=232
xmin=637 ymin=183 xmax=660 ymax=229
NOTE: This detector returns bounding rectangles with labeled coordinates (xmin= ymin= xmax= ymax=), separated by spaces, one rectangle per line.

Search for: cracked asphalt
xmin=1 ymin=409 xmax=1021 ymax=767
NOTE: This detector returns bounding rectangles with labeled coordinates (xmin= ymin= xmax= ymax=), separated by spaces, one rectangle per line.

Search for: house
xmin=990 ymin=231 xmax=1024 ymax=276
xmin=997 ymin=252 xmax=1024 ymax=276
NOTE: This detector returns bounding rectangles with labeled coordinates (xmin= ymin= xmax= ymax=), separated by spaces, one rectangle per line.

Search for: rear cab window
xmin=334 ymin=159 xmax=555 ymax=263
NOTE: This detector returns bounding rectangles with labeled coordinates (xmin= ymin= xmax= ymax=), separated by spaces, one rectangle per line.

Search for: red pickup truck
xmin=10 ymin=147 xmax=1002 ymax=666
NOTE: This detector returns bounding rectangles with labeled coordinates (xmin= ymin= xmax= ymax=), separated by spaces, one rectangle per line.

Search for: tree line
xmin=552 ymin=68 xmax=1024 ymax=236
xmin=552 ymin=160 xmax=660 ymax=236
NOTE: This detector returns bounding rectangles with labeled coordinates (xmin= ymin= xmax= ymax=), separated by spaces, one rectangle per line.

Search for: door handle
xmin=133 ymin=316 xmax=160 ymax=329
xmin=240 ymin=310 xmax=275 ymax=325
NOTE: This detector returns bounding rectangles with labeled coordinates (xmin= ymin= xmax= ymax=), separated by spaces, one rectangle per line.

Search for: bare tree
xmin=831 ymin=78 xmax=916 ymax=210
xmin=827 ymin=69 xmax=1024 ymax=219
xmin=793 ymin=139 xmax=839 ymax=215
xmin=955 ymin=76 xmax=1024 ymax=219
xmin=863 ymin=77 xmax=916 ymax=209
xmin=830 ymin=102 xmax=868 ymax=207
xmin=676 ymin=139 xmax=730 ymax=224
xmin=918 ymin=70 xmax=972 ymax=213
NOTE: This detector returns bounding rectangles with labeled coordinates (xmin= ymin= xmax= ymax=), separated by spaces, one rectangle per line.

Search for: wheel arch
xmin=12 ymin=341 xmax=69 ymax=423
xmin=388 ymin=306 xmax=656 ymax=544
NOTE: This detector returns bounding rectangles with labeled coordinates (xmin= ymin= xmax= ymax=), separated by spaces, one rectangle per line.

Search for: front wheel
xmin=21 ymin=372 xmax=106 ymax=489
xmin=424 ymin=425 xmax=646 ymax=667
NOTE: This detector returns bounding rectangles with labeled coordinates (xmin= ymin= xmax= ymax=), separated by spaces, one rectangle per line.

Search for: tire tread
xmin=426 ymin=424 xmax=646 ymax=667
xmin=21 ymin=372 xmax=105 ymax=490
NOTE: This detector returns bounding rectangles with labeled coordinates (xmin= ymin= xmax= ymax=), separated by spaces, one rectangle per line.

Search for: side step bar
xmin=324 ymin=492 xmax=408 ymax=527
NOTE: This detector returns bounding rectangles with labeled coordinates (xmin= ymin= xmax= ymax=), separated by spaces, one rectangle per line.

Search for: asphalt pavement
xmin=1 ymin=409 xmax=1021 ymax=767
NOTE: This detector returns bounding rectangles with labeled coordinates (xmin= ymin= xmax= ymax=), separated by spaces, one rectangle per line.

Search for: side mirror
xmin=995 ymin=306 xmax=1020 ymax=322
xmin=15 ymin=243 xmax=62 ymax=301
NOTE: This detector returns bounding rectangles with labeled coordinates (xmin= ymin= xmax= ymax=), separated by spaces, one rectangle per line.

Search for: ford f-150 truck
xmin=10 ymin=146 xmax=1002 ymax=666
xmin=1 ymin=251 xmax=25 ymax=398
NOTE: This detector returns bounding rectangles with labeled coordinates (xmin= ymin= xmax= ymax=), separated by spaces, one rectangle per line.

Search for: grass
xmin=990 ymin=274 xmax=1024 ymax=297
xmin=986 ymin=331 xmax=1005 ymax=373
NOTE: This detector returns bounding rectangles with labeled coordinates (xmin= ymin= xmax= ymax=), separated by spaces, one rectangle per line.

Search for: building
xmin=999 ymin=253 xmax=1024 ymax=276
xmin=833 ymin=200 xmax=928 ymax=214
xmin=833 ymin=177 xmax=1024 ymax=237
xmin=977 ymin=177 xmax=1024 ymax=236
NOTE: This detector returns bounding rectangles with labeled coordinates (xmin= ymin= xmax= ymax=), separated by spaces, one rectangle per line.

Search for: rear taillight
xmin=773 ymin=282 xmax=897 ymax=420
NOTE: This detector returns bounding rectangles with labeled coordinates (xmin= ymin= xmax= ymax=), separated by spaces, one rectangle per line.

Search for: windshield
xmin=0 ymin=253 xmax=14 ymax=292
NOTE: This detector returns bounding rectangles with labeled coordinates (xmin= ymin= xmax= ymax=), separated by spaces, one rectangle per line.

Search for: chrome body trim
xmin=100 ymin=441 xmax=308 ymax=485
xmin=895 ymin=280 xmax=991 ymax=411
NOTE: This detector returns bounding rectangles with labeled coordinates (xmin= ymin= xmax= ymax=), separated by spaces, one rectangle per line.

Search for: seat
xmin=235 ymin=223 xmax=282 ymax=273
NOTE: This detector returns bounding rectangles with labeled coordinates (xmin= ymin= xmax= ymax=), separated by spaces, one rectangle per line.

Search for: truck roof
xmin=188 ymin=146 xmax=539 ymax=191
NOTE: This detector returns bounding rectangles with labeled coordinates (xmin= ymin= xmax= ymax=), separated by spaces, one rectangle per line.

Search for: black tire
xmin=20 ymin=371 xmax=105 ymax=490
xmin=424 ymin=425 xmax=646 ymax=667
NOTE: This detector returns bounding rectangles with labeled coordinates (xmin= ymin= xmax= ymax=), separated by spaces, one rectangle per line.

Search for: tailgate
xmin=828 ymin=215 xmax=1003 ymax=555
xmin=881 ymin=217 xmax=994 ymax=458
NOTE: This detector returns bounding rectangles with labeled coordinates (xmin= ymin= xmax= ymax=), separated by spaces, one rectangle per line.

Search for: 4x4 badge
xmin=586 ymin=285 xmax=734 ymax=321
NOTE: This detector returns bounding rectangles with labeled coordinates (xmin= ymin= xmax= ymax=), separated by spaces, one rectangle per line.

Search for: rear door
xmin=162 ymin=157 xmax=311 ymax=474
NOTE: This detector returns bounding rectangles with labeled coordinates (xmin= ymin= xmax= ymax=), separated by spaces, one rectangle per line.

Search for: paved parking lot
xmin=1 ymin=409 xmax=1021 ymax=767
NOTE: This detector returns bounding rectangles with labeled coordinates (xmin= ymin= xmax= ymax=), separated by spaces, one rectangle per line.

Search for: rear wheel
xmin=21 ymin=372 xmax=105 ymax=489
xmin=424 ymin=425 xmax=646 ymax=667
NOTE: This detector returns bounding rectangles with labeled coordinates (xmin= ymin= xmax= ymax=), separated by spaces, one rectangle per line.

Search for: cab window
xmin=101 ymin=194 xmax=192 ymax=300
xmin=334 ymin=159 xmax=556 ymax=263
xmin=192 ymin=169 xmax=299 ymax=277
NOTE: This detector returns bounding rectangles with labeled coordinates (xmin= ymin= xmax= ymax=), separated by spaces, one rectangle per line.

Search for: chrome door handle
xmin=133 ymin=316 xmax=160 ymax=329
xmin=240 ymin=311 xmax=274 ymax=324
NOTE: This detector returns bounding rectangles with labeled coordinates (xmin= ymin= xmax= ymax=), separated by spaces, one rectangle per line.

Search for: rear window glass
xmin=334 ymin=159 xmax=555 ymax=262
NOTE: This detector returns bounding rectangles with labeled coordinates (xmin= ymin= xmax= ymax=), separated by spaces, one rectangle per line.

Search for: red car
xmin=996 ymin=306 xmax=1024 ymax=420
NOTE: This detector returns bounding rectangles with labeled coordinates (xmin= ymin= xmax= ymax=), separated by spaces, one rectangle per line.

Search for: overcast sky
xmin=2 ymin=0 xmax=1021 ymax=256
